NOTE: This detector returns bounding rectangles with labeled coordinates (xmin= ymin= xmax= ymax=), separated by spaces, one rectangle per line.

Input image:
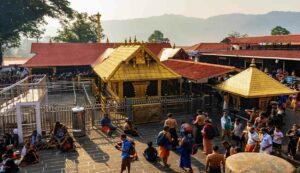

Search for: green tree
xmin=221 ymin=31 xmax=248 ymax=43
xmin=148 ymin=30 xmax=170 ymax=43
xmin=0 ymin=0 xmax=73 ymax=66
xmin=227 ymin=31 xmax=248 ymax=38
xmin=53 ymin=12 xmax=104 ymax=43
xmin=271 ymin=26 xmax=290 ymax=35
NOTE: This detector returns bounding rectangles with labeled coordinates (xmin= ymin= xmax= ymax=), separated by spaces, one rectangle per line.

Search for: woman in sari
xmin=179 ymin=131 xmax=194 ymax=173
xmin=19 ymin=140 xmax=39 ymax=167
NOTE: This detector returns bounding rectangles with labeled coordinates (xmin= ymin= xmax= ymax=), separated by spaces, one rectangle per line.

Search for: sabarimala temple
xmin=3 ymin=2 xmax=300 ymax=172
xmin=93 ymin=44 xmax=181 ymax=99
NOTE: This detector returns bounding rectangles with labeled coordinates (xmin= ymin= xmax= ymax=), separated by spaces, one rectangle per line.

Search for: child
xmin=143 ymin=142 xmax=158 ymax=162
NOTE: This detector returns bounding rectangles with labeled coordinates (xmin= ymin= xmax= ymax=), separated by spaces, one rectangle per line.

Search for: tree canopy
xmin=148 ymin=30 xmax=169 ymax=43
xmin=220 ymin=31 xmax=248 ymax=43
xmin=0 ymin=0 xmax=74 ymax=65
xmin=227 ymin=31 xmax=248 ymax=38
xmin=53 ymin=12 xmax=104 ymax=43
xmin=271 ymin=26 xmax=290 ymax=35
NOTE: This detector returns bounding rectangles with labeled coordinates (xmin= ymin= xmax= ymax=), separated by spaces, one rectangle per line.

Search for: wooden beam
xmin=157 ymin=80 xmax=162 ymax=96
xmin=53 ymin=67 xmax=57 ymax=75
xmin=118 ymin=81 xmax=123 ymax=98
xmin=179 ymin=79 xmax=182 ymax=95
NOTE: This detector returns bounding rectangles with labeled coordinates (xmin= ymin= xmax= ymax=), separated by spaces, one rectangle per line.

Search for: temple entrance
xmin=132 ymin=81 xmax=149 ymax=98
xmin=16 ymin=103 xmax=42 ymax=143
xmin=123 ymin=82 xmax=135 ymax=98
xmin=146 ymin=81 xmax=158 ymax=96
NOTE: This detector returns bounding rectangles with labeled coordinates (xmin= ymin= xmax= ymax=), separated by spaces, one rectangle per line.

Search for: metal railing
xmin=73 ymin=81 xmax=77 ymax=105
xmin=0 ymin=77 xmax=209 ymax=136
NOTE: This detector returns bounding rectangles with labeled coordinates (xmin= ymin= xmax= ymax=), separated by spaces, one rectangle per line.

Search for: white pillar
xmin=16 ymin=103 xmax=23 ymax=144
xmin=35 ymin=103 xmax=42 ymax=135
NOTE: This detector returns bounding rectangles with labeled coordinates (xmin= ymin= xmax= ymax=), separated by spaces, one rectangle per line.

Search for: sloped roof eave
xmin=215 ymin=66 xmax=297 ymax=98
xmin=93 ymin=45 xmax=180 ymax=82
xmin=215 ymin=85 xmax=296 ymax=98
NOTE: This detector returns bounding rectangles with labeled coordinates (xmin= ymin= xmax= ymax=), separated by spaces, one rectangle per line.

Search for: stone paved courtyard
xmin=20 ymin=108 xmax=300 ymax=173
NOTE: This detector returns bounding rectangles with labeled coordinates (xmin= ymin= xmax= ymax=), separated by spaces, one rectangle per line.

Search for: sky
xmin=46 ymin=0 xmax=300 ymax=34
xmin=67 ymin=0 xmax=300 ymax=20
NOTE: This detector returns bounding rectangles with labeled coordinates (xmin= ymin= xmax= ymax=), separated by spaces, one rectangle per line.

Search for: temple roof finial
xmin=134 ymin=36 xmax=137 ymax=43
xmin=250 ymin=58 xmax=256 ymax=67
xmin=96 ymin=12 xmax=102 ymax=43
xmin=129 ymin=36 xmax=132 ymax=43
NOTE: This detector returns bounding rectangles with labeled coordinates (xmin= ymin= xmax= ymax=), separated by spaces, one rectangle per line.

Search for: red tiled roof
xmin=162 ymin=59 xmax=236 ymax=81
xmin=185 ymin=43 xmax=231 ymax=52
xmin=203 ymin=50 xmax=300 ymax=61
xmin=24 ymin=43 xmax=115 ymax=67
xmin=24 ymin=42 xmax=171 ymax=68
xmin=228 ymin=35 xmax=300 ymax=44
xmin=146 ymin=43 xmax=172 ymax=55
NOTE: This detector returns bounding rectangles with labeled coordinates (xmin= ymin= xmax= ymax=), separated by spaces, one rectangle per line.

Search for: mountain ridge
xmin=99 ymin=11 xmax=300 ymax=45
xmin=5 ymin=11 xmax=300 ymax=57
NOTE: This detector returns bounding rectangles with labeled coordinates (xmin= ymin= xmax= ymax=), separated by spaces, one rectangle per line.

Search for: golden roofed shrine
xmin=216 ymin=59 xmax=295 ymax=98
xmin=93 ymin=44 xmax=180 ymax=99
xmin=215 ymin=59 xmax=296 ymax=110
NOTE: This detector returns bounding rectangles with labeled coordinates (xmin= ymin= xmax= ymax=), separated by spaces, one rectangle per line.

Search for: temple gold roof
xmin=216 ymin=61 xmax=296 ymax=98
xmin=93 ymin=45 xmax=180 ymax=81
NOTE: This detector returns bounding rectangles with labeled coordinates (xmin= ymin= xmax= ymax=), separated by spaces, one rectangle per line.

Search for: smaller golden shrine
xmin=93 ymin=44 xmax=180 ymax=99
xmin=215 ymin=59 xmax=296 ymax=110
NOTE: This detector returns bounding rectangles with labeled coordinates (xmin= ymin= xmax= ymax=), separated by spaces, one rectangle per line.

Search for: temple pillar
xmin=157 ymin=80 xmax=162 ymax=96
xmin=53 ymin=67 xmax=57 ymax=75
xmin=28 ymin=68 xmax=32 ymax=75
xmin=118 ymin=81 xmax=123 ymax=98
xmin=179 ymin=79 xmax=183 ymax=95
xmin=189 ymin=81 xmax=193 ymax=94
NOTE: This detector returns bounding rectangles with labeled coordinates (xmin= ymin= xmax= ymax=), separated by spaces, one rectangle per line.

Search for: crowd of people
xmin=1 ymin=103 xmax=298 ymax=173
xmin=47 ymin=70 xmax=96 ymax=82
xmin=111 ymin=107 xmax=280 ymax=173
xmin=0 ymin=67 xmax=28 ymax=88
xmin=114 ymin=104 xmax=299 ymax=173
xmin=0 ymin=122 xmax=75 ymax=173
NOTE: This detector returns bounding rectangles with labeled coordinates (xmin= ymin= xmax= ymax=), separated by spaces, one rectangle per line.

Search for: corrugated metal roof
xmin=203 ymin=50 xmax=300 ymax=61
xmin=184 ymin=43 xmax=231 ymax=52
xmin=228 ymin=35 xmax=300 ymax=44
xmin=159 ymin=48 xmax=181 ymax=61
xmin=3 ymin=57 xmax=30 ymax=66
